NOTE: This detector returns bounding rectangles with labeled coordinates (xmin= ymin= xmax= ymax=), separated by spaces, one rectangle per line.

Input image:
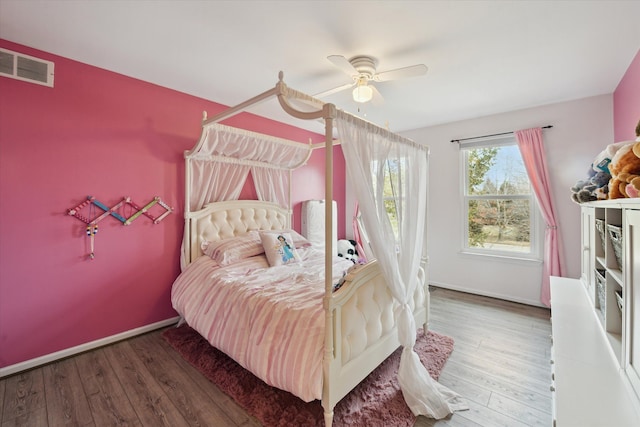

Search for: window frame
xmin=372 ymin=157 xmax=407 ymax=241
xmin=459 ymin=136 xmax=542 ymax=261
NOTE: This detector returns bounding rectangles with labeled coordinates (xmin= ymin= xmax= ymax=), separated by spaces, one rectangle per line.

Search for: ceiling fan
xmin=314 ymin=54 xmax=428 ymax=104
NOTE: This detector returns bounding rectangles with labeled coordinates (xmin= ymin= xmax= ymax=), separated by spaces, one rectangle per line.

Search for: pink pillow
xmin=259 ymin=231 xmax=301 ymax=266
xmin=202 ymin=232 xmax=264 ymax=265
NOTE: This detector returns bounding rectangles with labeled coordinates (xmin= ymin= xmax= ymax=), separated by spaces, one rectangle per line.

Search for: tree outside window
xmin=462 ymin=138 xmax=538 ymax=257
xmin=370 ymin=158 xmax=405 ymax=240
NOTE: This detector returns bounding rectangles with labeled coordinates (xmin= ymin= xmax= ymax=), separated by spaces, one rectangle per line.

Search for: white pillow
xmin=259 ymin=231 xmax=301 ymax=267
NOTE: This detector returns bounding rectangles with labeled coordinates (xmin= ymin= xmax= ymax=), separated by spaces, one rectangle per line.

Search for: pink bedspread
xmin=171 ymin=247 xmax=353 ymax=402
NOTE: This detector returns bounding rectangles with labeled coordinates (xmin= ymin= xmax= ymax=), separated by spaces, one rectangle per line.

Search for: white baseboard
xmin=0 ymin=316 xmax=180 ymax=378
xmin=429 ymin=281 xmax=547 ymax=308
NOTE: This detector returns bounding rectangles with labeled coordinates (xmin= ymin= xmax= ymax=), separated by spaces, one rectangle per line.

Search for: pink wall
xmin=291 ymin=146 xmax=345 ymax=233
xmin=0 ymin=39 xmax=345 ymax=368
xmin=614 ymin=49 xmax=640 ymax=141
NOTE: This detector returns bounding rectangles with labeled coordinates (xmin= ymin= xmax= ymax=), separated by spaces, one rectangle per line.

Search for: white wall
xmin=386 ymin=95 xmax=614 ymax=306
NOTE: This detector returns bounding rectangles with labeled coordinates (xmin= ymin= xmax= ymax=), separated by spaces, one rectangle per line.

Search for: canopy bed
xmin=171 ymin=72 xmax=466 ymax=426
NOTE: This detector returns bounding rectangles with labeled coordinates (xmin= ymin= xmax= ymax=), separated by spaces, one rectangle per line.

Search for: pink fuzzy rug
xmin=162 ymin=325 xmax=454 ymax=427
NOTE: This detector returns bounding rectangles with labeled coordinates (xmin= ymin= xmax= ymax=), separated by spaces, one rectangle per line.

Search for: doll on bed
xmin=276 ymin=235 xmax=296 ymax=264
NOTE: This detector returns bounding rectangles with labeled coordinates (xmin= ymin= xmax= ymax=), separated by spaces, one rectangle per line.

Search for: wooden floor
xmin=417 ymin=288 xmax=552 ymax=427
xmin=0 ymin=287 xmax=552 ymax=427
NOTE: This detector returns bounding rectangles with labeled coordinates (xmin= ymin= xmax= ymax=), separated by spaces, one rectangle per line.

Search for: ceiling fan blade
xmin=313 ymin=81 xmax=355 ymax=98
xmin=327 ymin=55 xmax=358 ymax=76
xmin=374 ymin=64 xmax=428 ymax=82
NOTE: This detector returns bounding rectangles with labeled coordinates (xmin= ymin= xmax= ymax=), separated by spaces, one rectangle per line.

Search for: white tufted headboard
xmin=185 ymin=200 xmax=290 ymax=265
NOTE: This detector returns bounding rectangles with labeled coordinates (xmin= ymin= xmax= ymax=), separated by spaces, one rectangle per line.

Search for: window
xmin=372 ymin=158 xmax=406 ymax=240
xmin=358 ymin=157 xmax=408 ymax=260
xmin=383 ymin=158 xmax=405 ymax=238
xmin=461 ymin=136 xmax=539 ymax=259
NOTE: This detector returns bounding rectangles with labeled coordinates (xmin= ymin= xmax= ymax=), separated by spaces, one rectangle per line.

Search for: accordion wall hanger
xmin=67 ymin=195 xmax=173 ymax=259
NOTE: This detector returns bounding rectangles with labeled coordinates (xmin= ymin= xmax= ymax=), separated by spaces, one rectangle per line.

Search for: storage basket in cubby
xmin=615 ymin=290 xmax=623 ymax=314
xmin=607 ymin=224 xmax=623 ymax=270
xmin=595 ymin=268 xmax=606 ymax=314
xmin=595 ymin=218 xmax=606 ymax=251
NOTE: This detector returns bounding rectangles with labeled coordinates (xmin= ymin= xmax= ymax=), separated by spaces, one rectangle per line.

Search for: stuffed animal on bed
xmin=608 ymin=119 xmax=640 ymax=199
xmin=337 ymin=239 xmax=359 ymax=264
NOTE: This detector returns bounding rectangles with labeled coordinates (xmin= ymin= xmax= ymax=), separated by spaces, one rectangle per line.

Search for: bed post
xmin=184 ymin=153 xmax=191 ymax=265
xmin=182 ymin=117 xmax=196 ymax=267
xmin=272 ymin=75 xmax=339 ymax=425
xmin=322 ymin=103 xmax=337 ymax=427
xmin=181 ymin=111 xmax=209 ymax=267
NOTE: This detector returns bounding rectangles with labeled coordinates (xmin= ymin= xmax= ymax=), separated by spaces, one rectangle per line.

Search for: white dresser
xmin=550 ymin=200 xmax=640 ymax=426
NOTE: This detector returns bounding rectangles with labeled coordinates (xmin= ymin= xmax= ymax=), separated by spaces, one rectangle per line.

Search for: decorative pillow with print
xmin=249 ymin=228 xmax=312 ymax=249
xmin=260 ymin=231 xmax=301 ymax=266
xmin=277 ymin=229 xmax=313 ymax=248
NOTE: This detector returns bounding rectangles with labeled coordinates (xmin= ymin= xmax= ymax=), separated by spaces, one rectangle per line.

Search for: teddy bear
xmin=609 ymin=141 xmax=640 ymax=199
xmin=624 ymin=172 xmax=640 ymax=198
xmin=607 ymin=119 xmax=640 ymax=199
xmin=337 ymin=239 xmax=359 ymax=264
xmin=568 ymin=138 xmax=636 ymax=203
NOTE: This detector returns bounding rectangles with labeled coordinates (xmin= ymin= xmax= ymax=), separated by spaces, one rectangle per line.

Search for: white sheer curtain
xmin=336 ymin=112 xmax=467 ymax=419
xmin=190 ymin=159 xmax=250 ymax=211
xmin=251 ymin=167 xmax=290 ymax=209
xmin=187 ymin=123 xmax=310 ymax=210
xmin=181 ymin=158 xmax=251 ymax=268
xmin=187 ymin=123 xmax=307 ymax=211
xmin=180 ymin=123 xmax=311 ymax=268
xmin=192 ymin=123 xmax=311 ymax=168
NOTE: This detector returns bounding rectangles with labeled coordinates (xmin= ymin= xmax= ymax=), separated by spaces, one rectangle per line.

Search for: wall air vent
xmin=0 ymin=48 xmax=54 ymax=87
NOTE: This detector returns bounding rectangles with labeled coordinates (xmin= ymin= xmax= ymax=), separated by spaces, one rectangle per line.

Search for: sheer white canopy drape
xmin=181 ymin=123 xmax=310 ymax=268
xmin=189 ymin=159 xmax=250 ymax=211
xmin=190 ymin=123 xmax=311 ymax=167
xmin=336 ymin=112 xmax=467 ymax=418
xmin=251 ymin=166 xmax=290 ymax=209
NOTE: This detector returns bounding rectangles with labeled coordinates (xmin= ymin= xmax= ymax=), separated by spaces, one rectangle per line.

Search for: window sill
xmin=458 ymin=249 xmax=543 ymax=265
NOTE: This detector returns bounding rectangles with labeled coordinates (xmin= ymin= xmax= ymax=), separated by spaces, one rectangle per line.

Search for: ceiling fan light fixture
xmin=352 ymin=84 xmax=373 ymax=103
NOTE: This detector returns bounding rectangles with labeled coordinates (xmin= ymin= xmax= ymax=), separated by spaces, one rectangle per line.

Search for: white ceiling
xmin=1 ymin=0 xmax=639 ymax=135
